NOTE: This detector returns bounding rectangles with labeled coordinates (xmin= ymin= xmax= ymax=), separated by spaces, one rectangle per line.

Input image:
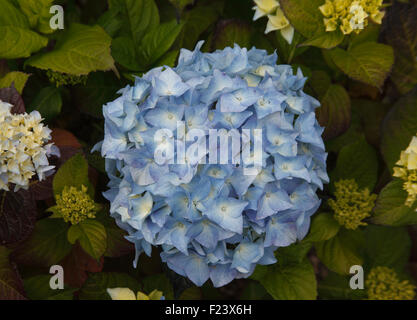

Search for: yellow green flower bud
xmin=46 ymin=70 xmax=87 ymax=87
xmin=55 ymin=185 xmax=99 ymax=225
xmin=328 ymin=179 xmax=377 ymax=230
xmin=366 ymin=266 xmax=416 ymax=300
xmin=393 ymin=136 xmax=417 ymax=208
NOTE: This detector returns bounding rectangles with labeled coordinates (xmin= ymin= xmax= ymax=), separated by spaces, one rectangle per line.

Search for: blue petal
xmin=184 ymin=254 xmax=210 ymax=286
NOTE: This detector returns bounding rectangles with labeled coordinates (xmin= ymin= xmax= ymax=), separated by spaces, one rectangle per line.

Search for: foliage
xmin=0 ymin=0 xmax=416 ymax=301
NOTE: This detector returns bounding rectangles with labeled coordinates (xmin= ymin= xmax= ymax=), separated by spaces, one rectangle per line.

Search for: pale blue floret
xmin=97 ymin=41 xmax=328 ymax=287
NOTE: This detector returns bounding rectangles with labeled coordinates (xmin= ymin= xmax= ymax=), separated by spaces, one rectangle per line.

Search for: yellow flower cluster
xmin=328 ymin=179 xmax=377 ymax=230
xmin=319 ymin=0 xmax=385 ymax=35
xmin=393 ymin=136 xmax=417 ymax=208
xmin=107 ymin=288 xmax=164 ymax=300
xmin=0 ymin=100 xmax=56 ymax=191
xmin=252 ymin=0 xmax=295 ymax=44
xmin=55 ymin=185 xmax=99 ymax=225
xmin=366 ymin=266 xmax=416 ymax=300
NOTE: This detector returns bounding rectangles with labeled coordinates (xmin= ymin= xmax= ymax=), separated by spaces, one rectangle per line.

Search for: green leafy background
xmin=0 ymin=0 xmax=417 ymax=301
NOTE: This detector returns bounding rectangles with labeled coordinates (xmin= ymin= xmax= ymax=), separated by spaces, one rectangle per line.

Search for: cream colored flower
xmin=0 ymin=100 xmax=58 ymax=191
xmin=253 ymin=0 xmax=280 ymax=20
xmin=107 ymin=288 xmax=164 ymax=300
xmin=393 ymin=135 xmax=417 ymax=208
xmin=253 ymin=1 xmax=294 ymax=44
xmin=319 ymin=0 xmax=385 ymax=35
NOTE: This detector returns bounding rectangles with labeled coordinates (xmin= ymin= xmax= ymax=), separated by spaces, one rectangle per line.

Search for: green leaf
xmin=239 ymin=280 xmax=272 ymax=300
xmin=0 ymin=0 xmax=30 ymax=27
xmin=139 ymin=20 xmax=184 ymax=67
xmin=300 ymin=29 xmax=344 ymax=49
xmin=0 ymin=0 xmax=48 ymax=58
xmin=26 ymin=23 xmax=115 ymax=76
xmin=0 ymin=72 xmax=30 ymax=94
xmin=305 ymin=212 xmax=340 ymax=243
xmin=327 ymin=42 xmax=394 ymax=89
xmin=308 ymin=70 xmax=332 ymax=99
xmin=353 ymin=99 xmax=390 ymax=147
xmin=371 ymin=179 xmax=417 ymax=226
xmin=153 ymin=50 xmax=179 ymax=69
xmin=0 ymin=246 xmax=25 ymax=300
xmin=0 ymin=26 xmax=48 ymax=59
xmin=330 ymin=136 xmax=378 ymax=191
xmin=349 ymin=24 xmax=380 ymax=49
xmin=109 ymin=0 xmax=159 ymax=46
xmin=383 ymin=2 xmax=417 ymax=94
xmin=213 ymin=20 xmax=251 ymax=50
xmin=141 ymin=274 xmax=174 ymax=300
xmin=315 ymin=229 xmax=364 ymax=275
xmin=24 ymin=275 xmax=75 ymax=300
xmin=111 ymin=36 xmax=143 ymax=71
xmin=280 ymin=0 xmax=343 ymax=49
xmin=169 ymin=0 xmax=194 ymax=11
xmin=279 ymin=0 xmax=323 ymax=38
xmin=325 ymin=104 xmax=363 ymax=153
xmin=316 ymin=84 xmax=351 ymax=140
xmin=96 ymin=212 xmax=133 ymax=258
xmin=380 ymin=90 xmax=417 ymax=172
xmin=11 ymin=219 xmax=72 ymax=267
xmin=17 ymin=0 xmax=55 ymax=34
xmin=182 ymin=2 xmax=222 ymax=49
xmin=318 ymin=271 xmax=366 ymax=300
xmin=364 ymin=225 xmax=411 ymax=270
xmin=79 ymin=272 xmax=140 ymax=300
xmin=73 ymin=71 xmax=122 ymax=119
xmin=27 ymin=86 xmax=62 ymax=123
xmin=276 ymin=241 xmax=312 ymax=266
xmin=52 ymin=153 xmax=91 ymax=197
xmin=97 ymin=6 xmax=124 ymax=38
xmin=252 ymin=258 xmax=317 ymax=300
xmin=67 ymin=220 xmax=107 ymax=260
xmin=179 ymin=287 xmax=202 ymax=300
xmin=275 ymin=29 xmax=308 ymax=64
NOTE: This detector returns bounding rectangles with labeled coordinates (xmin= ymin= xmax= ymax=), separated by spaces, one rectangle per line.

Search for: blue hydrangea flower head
xmin=96 ymin=41 xmax=328 ymax=287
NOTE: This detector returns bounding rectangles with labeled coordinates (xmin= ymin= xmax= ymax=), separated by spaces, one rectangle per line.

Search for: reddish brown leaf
xmin=59 ymin=243 xmax=103 ymax=288
xmin=0 ymin=189 xmax=37 ymax=245
xmin=0 ymin=246 xmax=26 ymax=300
xmin=316 ymin=84 xmax=351 ymax=140
xmin=29 ymin=128 xmax=82 ymax=201
xmin=0 ymin=60 xmax=8 ymax=76
xmin=51 ymin=128 xmax=82 ymax=150
xmin=30 ymin=176 xmax=54 ymax=201
xmin=51 ymin=129 xmax=82 ymax=164
xmin=0 ymin=85 xmax=25 ymax=114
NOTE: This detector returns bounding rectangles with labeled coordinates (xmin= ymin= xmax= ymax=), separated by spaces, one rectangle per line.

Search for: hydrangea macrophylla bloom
xmin=0 ymin=100 xmax=59 ymax=191
xmin=319 ymin=0 xmax=385 ymax=35
xmin=393 ymin=135 xmax=417 ymax=208
xmin=96 ymin=42 xmax=328 ymax=287
xmin=252 ymin=0 xmax=295 ymax=44
xmin=49 ymin=185 xmax=100 ymax=225
xmin=328 ymin=179 xmax=376 ymax=230
xmin=107 ymin=288 xmax=165 ymax=300
xmin=366 ymin=266 xmax=416 ymax=300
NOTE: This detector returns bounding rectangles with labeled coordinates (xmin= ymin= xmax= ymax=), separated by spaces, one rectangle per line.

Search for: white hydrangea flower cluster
xmin=0 ymin=100 xmax=58 ymax=191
